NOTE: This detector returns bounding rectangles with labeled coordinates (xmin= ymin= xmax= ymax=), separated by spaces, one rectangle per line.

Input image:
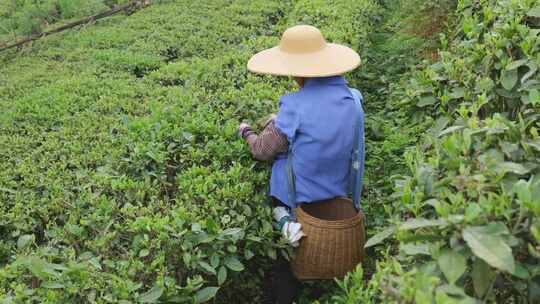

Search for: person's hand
xmin=238 ymin=122 xmax=252 ymax=138
xmin=273 ymin=206 xmax=305 ymax=247
xmin=282 ymin=221 xmax=305 ymax=247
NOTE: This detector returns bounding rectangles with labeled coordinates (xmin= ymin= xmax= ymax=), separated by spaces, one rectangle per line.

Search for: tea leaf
xmin=138 ymin=285 xmax=164 ymax=303
xmin=224 ymin=256 xmax=244 ymax=272
xmin=399 ymin=218 xmax=447 ymax=230
xmin=528 ymin=6 xmax=540 ymax=17
xmin=364 ymin=226 xmax=396 ymax=248
xmin=496 ymin=162 xmax=530 ymax=175
xmin=210 ymin=254 xmax=219 ymax=268
xmin=438 ymin=249 xmax=466 ymax=284
xmin=471 ymin=258 xmax=495 ymax=298
xmin=139 ymin=249 xmax=150 ymax=258
xmin=418 ymin=95 xmax=437 ymax=107
xmin=194 ymin=287 xmax=219 ymax=304
xmin=513 ymin=180 xmax=532 ymax=204
xmin=222 ymin=228 xmax=244 ymax=238
xmin=17 ymin=234 xmax=35 ymax=250
xmin=501 ymin=69 xmax=518 ymax=90
xmin=511 ymin=263 xmax=530 ymax=280
xmin=400 ymin=243 xmax=430 ymax=255
xmin=199 ymin=261 xmax=216 ymax=275
xmin=217 ymin=266 xmax=227 ymax=285
xmin=525 ymin=140 xmax=540 ymax=152
xmin=438 ymin=126 xmax=465 ymax=137
xmin=463 ymin=226 xmax=515 ymax=273
xmin=506 ymin=59 xmax=528 ymax=70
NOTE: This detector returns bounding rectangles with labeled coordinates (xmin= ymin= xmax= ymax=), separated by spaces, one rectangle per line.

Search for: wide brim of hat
xmin=247 ymin=43 xmax=360 ymax=77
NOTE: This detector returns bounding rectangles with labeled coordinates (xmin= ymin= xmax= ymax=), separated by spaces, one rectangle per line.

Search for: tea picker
xmin=238 ymin=25 xmax=366 ymax=303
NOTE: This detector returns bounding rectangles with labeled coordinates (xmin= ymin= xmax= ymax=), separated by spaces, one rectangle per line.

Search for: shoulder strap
xmin=349 ymin=88 xmax=365 ymax=210
xmin=286 ymin=144 xmax=296 ymax=210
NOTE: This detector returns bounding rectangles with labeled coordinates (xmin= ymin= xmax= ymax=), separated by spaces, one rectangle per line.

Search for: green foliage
xmin=3 ymin=0 xmax=537 ymax=302
xmin=347 ymin=0 xmax=540 ymax=302
xmin=0 ymin=0 xmax=128 ymax=43
xmin=56 ymin=0 xmax=108 ymax=19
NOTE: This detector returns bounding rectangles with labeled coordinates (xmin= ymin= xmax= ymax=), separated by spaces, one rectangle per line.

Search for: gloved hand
xmin=238 ymin=122 xmax=252 ymax=138
xmin=273 ymin=206 xmax=305 ymax=247
xmin=282 ymin=221 xmax=305 ymax=247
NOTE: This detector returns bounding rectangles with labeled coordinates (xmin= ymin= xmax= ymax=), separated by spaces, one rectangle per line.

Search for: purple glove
xmin=238 ymin=123 xmax=252 ymax=138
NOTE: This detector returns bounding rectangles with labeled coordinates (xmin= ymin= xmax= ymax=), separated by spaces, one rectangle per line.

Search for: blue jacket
xmin=271 ymin=76 xmax=363 ymax=208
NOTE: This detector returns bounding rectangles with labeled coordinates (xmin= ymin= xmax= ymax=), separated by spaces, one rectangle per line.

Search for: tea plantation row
xmin=0 ymin=0 xmax=133 ymax=44
xmin=332 ymin=0 xmax=540 ymax=303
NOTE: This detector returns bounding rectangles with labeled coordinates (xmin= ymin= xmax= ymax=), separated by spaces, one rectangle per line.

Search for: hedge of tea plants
xmin=0 ymin=0 xmax=134 ymax=45
xmin=0 ymin=0 xmax=381 ymax=302
xmin=333 ymin=0 xmax=540 ymax=302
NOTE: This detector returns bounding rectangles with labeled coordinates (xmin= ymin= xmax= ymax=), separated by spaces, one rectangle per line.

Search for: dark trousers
xmin=261 ymin=198 xmax=301 ymax=304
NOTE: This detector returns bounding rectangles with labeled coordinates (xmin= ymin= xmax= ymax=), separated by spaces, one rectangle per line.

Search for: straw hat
xmin=247 ymin=25 xmax=361 ymax=77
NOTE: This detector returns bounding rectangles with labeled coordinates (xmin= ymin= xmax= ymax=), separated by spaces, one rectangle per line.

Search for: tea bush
xmin=0 ymin=0 xmax=381 ymax=302
xmin=334 ymin=0 xmax=540 ymax=302
xmin=0 ymin=0 xmax=134 ymax=44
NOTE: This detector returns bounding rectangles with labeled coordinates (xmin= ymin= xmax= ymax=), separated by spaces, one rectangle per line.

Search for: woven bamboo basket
xmin=291 ymin=197 xmax=365 ymax=280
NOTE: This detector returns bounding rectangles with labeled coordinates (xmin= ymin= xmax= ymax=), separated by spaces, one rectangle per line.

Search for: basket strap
xmin=349 ymin=88 xmax=365 ymax=211
xmin=286 ymin=143 xmax=296 ymax=218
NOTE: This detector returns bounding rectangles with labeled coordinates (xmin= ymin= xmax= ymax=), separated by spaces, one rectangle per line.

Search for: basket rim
xmin=296 ymin=200 xmax=364 ymax=229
